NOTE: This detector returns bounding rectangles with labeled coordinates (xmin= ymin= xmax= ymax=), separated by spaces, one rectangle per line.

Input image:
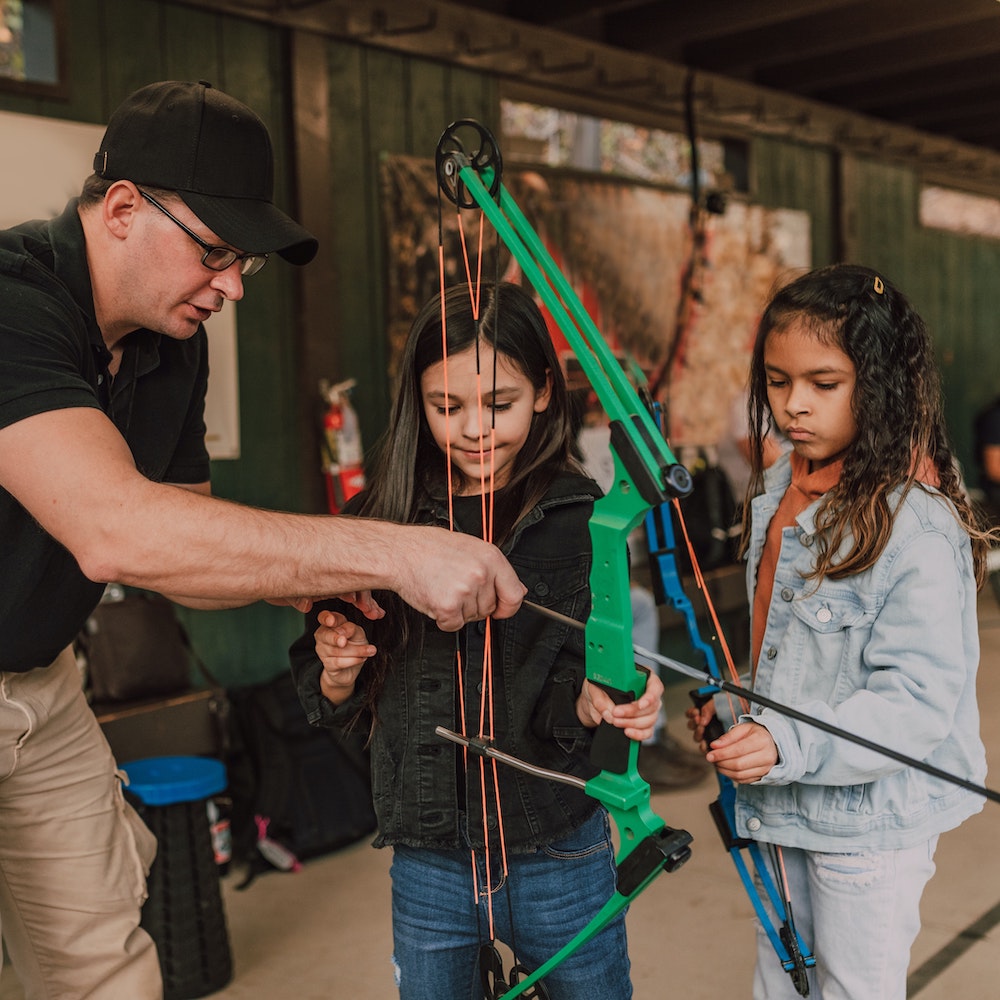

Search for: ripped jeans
xmin=752 ymin=838 xmax=938 ymax=1000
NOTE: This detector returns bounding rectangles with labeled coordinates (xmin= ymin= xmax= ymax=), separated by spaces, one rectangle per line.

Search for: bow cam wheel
xmin=436 ymin=119 xmax=503 ymax=208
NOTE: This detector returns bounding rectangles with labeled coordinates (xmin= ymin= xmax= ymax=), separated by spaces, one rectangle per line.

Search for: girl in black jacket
xmin=290 ymin=282 xmax=661 ymax=1000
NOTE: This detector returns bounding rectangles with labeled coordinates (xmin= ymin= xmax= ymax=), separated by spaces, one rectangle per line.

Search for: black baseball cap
xmin=93 ymin=80 xmax=318 ymax=264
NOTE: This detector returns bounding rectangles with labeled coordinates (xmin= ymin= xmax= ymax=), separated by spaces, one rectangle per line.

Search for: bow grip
xmin=690 ymin=686 xmax=726 ymax=745
xmin=588 ymin=680 xmax=635 ymax=775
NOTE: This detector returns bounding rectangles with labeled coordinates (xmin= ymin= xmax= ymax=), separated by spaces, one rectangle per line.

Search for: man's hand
xmin=267 ymin=591 xmax=386 ymax=619
xmin=394 ymin=525 xmax=526 ymax=631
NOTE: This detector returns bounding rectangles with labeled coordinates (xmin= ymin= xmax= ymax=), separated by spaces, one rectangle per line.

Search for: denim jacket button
xmin=780 ymin=587 xmax=794 ymax=602
xmin=801 ymin=533 xmax=814 ymax=546
xmin=534 ymin=581 xmax=551 ymax=597
xmin=766 ymin=647 xmax=777 ymax=660
xmin=816 ymin=607 xmax=833 ymax=624
xmin=747 ymin=817 xmax=762 ymax=832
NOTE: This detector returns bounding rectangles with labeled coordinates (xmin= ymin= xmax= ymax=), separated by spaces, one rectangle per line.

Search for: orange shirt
xmin=751 ymin=453 xmax=843 ymax=674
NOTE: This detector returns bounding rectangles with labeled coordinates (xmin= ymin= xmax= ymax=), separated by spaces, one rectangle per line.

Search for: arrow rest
xmin=436 ymin=119 xmax=503 ymax=208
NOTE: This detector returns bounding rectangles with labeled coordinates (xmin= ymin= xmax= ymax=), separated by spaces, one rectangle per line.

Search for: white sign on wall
xmin=0 ymin=107 xmax=241 ymax=459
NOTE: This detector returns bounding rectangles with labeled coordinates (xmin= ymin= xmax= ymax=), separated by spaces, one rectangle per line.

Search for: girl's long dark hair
xmin=349 ymin=281 xmax=580 ymax=727
xmin=740 ymin=263 xmax=994 ymax=585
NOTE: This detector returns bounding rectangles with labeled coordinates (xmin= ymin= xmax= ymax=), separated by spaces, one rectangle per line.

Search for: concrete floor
xmin=2 ymin=594 xmax=998 ymax=999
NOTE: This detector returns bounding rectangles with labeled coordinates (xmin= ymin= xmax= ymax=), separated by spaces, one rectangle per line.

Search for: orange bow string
xmin=439 ymin=204 xmax=512 ymax=948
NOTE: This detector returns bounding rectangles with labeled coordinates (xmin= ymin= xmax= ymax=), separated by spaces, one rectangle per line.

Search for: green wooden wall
xmin=835 ymin=154 xmax=997 ymax=479
xmin=324 ymin=40 xmax=497 ymax=454
xmin=752 ymin=135 xmax=838 ymax=267
xmin=2 ymin=0 xmax=995 ymax=686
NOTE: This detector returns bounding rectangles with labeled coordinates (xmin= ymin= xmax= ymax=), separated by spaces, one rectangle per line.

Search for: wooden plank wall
xmin=321 ymin=40 xmax=497 ymax=462
xmin=752 ymin=135 xmax=838 ymax=267
xmin=1 ymin=0 xmax=995 ymax=684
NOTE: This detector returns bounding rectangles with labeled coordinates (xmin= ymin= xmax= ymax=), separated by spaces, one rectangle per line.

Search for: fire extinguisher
xmin=320 ymin=378 xmax=365 ymax=514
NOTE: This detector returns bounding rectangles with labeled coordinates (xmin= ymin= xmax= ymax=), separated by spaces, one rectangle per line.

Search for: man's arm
xmin=0 ymin=407 xmax=525 ymax=630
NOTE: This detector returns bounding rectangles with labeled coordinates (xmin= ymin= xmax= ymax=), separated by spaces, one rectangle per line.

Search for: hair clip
xmin=873 ymin=275 xmax=884 ymax=294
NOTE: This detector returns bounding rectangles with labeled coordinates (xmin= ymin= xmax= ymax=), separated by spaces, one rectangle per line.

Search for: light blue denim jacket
xmin=734 ymin=453 xmax=986 ymax=852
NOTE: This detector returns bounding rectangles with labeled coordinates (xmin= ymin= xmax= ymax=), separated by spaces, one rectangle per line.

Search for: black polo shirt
xmin=0 ymin=200 xmax=211 ymax=671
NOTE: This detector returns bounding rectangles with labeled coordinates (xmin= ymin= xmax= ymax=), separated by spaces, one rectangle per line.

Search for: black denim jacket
xmin=289 ymin=472 xmax=603 ymax=853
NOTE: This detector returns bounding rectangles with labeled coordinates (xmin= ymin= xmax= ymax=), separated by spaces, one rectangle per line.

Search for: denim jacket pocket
xmin=778 ymin=590 xmax=872 ymax=701
xmin=515 ymin=554 xmax=591 ymax=616
xmin=788 ymin=589 xmax=868 ymax=634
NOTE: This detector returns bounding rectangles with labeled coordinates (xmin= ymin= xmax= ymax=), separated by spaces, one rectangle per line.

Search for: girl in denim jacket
xmin=290 ymin=282 xmax=661 ymax=1000
xmin=689 ymin=264 xmax=993 ymax=1000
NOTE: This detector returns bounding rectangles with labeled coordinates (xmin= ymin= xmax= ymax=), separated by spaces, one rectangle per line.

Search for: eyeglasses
xmin=139 ymin=190 xmax=268 ymax=277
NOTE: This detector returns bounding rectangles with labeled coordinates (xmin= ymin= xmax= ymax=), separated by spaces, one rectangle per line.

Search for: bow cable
xmin=439 ymin=175 xmax=545 ymax=997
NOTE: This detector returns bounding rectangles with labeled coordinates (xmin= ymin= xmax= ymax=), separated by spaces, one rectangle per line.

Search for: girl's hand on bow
xmin=315 ymin=609 xmax=376 ymax=706
xmin=576 ymin=670 xmax=665 ymax=743
xmin=704 ymin=720 xmax=778 ymax=784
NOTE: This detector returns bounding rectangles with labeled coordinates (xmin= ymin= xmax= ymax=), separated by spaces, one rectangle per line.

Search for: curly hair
xmin=740 ymin=263 xmax=995 ymax=586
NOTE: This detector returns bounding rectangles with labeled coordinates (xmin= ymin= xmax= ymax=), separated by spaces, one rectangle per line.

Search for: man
xmin=0 ymin=80 xmax=523 ymax=998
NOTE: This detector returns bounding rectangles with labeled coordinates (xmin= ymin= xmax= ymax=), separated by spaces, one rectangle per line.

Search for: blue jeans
xmin=390 ymin=808 xmax=632 ymax=1000
xmin=752 ymin=838 xmax=938 ymax=1000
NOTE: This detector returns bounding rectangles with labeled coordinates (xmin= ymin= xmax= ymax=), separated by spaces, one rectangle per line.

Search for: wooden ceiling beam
xmin=175 ymin=0 xmax=1000 ymax=182
xmin=818 ymin=52 xmax=1000 ymax=111
xmin=680 ymin=0 xmax=992 ymax=78
xmin=756 ymin=17 xmax=1000 ymax=93
xmin=603 ymin=0 xmax=860 ymax=48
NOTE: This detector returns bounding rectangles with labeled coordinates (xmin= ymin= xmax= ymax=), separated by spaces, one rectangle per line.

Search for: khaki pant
xmin=0 ymin=648 xmax=162 ymax=999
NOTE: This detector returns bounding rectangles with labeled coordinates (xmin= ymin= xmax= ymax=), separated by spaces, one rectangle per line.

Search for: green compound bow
xmin=434 ymin=119 xmax=695 ymax=1000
